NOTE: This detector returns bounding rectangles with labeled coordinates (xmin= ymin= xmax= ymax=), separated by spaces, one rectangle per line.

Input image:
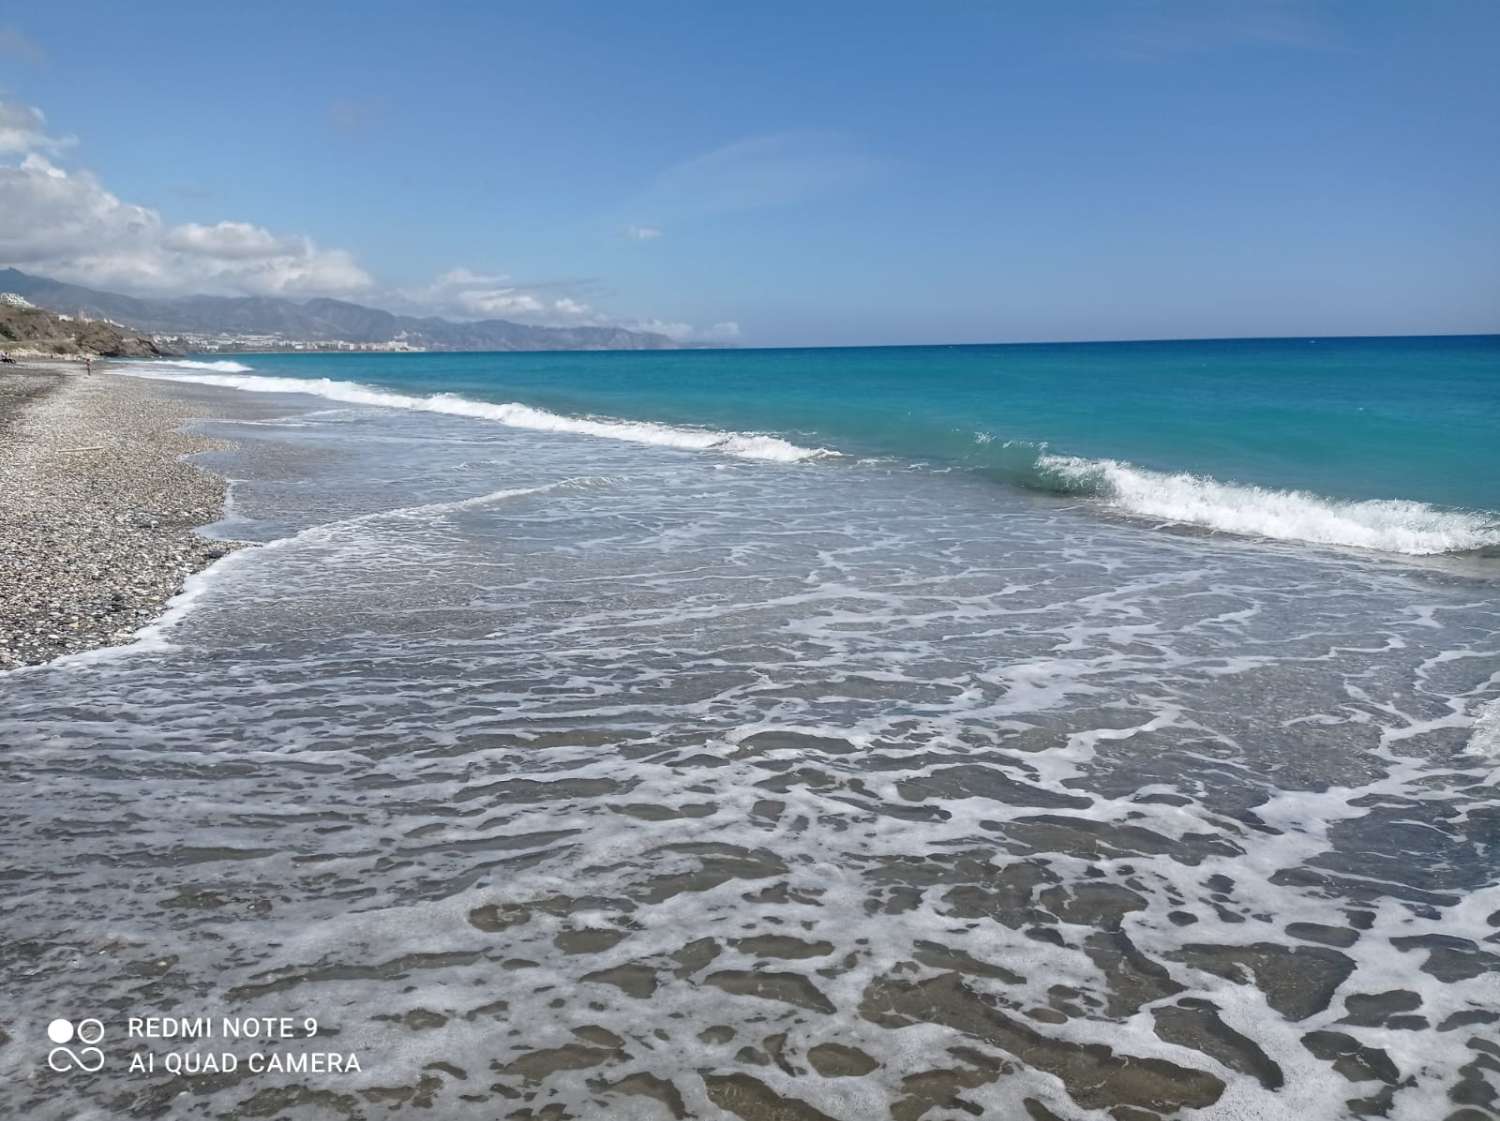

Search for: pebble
xmin=0 ymin=366 xmax=244 ymax=668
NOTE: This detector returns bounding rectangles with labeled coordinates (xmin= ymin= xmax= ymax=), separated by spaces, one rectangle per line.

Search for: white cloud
xmin=404 ymin=268 xmax=584 ymax=321
xmin=626 ymin=318 xmax=742 ymax=343
xmin=427 ymin=267 xmax=504 ymax=288
xmin=0 ymin=97 xmax=371 ymax=296
xmin=465 ymin=290 xmax=548 ymax=316
xmin=163 ymin=221 xmax=297 ymax=260
xmin=704 ymin=321 xmax=742 ymax=341
xmin=0 ymin=96 xmax=744 ymax=333
xmin=405 ymin=266 xmax=740 ymax=341
xmin=551 ymin=296 xmax=592 ymax=317
xmin=0 ymin=101 xmax=71 ymax=155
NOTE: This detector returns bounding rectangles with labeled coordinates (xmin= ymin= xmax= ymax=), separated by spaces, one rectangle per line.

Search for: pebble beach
xmin=0 ymin=364 xmax=239 ymax=668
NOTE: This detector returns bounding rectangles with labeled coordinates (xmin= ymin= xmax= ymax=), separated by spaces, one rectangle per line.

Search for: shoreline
xmin=135 ymin=348 xmax=1500 ymax=561
xmin=0 ymin=363 xmax=242 ymax=668
xmin=2 ymin=357 xmax=1497 ymax=1120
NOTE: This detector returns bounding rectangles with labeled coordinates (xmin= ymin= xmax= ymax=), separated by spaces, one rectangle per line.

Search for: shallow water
xmin=2 ymin=381 xmax=1497 ymax=1121
xmin=131 ymin=336 xmax=1500 ymax=556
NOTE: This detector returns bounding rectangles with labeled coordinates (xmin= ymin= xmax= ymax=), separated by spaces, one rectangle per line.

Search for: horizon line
xmin=218 ymin=330 xmax=1500 ymax=357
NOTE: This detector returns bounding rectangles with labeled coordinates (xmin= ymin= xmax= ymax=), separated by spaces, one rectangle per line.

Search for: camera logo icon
xmin=47 ymin=1018 xmax=105 ymax=1073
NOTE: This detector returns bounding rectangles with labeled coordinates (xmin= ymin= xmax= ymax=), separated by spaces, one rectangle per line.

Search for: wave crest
xmin=143 ymin=358 xmax=256 ymax=373
xmin=1037 ymin=453 xmax=1500 ymax=555
xmin=118 ymin=364 xmax=1497 ymax=555
xmin=120 ymin=368 xmax=835 ymax=464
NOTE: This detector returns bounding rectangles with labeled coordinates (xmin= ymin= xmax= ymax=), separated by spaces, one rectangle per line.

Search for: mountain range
xmin=0 ymin=268 xmax=679 ymax=352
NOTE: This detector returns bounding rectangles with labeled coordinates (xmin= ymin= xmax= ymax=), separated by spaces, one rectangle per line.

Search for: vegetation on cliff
xmin=0 ymin=298 xmax=164 ymax=359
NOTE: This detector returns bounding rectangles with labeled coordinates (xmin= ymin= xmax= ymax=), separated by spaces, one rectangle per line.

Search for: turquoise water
xmin=231 ymin=336 xmax=1499 ymax=508
xmin=10 ymin=365 xmax=1500 ymax=1118
xmin=137 ymin=335 xmax=1500 ymax=554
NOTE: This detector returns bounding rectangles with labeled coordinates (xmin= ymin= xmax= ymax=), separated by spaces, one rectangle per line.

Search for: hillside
xmin=0 ymin=296 xmax=164 ymax=359
xmin=0 ymin=269 xmax=678 ymax=352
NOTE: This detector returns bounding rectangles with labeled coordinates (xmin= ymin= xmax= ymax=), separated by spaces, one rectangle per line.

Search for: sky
xmin=1 ymin=1 xmax=1497 ymax=346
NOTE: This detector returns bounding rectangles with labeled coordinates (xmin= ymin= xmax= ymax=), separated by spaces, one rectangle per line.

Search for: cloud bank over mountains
xmin=0 ymin=97 xmax=734 ymax=340
xmin=400 ymin=268 xmax=737 ymax=342
xmin=0 ymin=100 xmax=374 ymax=300
xmin=404 ymin=268 xmax=604 ymax=324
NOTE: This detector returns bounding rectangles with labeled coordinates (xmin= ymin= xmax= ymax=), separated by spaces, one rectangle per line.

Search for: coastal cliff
xmin=0 ymin=296 xmax=166 ymax=359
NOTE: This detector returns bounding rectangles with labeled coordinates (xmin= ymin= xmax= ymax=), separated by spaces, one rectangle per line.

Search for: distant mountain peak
xmin=0 ymin=268 xmax=680 ymax=352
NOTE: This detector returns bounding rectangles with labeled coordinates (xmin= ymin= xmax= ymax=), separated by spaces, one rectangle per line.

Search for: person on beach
xmin=84 ymin=357 xmax=92 ymax=375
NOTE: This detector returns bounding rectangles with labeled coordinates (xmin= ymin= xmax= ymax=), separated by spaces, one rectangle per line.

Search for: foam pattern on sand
xmin=2 ymin=397 xmax=1496 ymax=1120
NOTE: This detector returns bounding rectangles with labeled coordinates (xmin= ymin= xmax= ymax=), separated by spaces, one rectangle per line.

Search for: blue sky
xmin=2 ymin=2 xmax=1497 ymax=345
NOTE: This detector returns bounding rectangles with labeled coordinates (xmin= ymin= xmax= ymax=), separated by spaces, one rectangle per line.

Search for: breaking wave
xmin=147 ymin=359 xmax=256 ymax=373
xmin=1034 ymin=452 xmax=1500 ymax=556
xmin=120 ymin=365 xmax=836 ymax=463
xmin=119 ymin=361 xmax=1499 ymax=555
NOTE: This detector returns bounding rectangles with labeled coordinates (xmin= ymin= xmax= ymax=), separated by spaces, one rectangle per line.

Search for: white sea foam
xmin=43 ymin=544 xmax=254 ymax=669
xmin=120 ymin=365 xmax=836 ymax=463
xmin=385 ymin=477 xmax=608 ymax=521
xmin=42 ymin=478 xmax=587 ymax=670
xmin=1040 ymin=453 xmax=1500 ymax=555
xmin=1469 ymin=697 xmax=1500 ymax=758
xmin=9 ymin=409 xmax=1497 ymax=1119
xmin=145 ymin=358 xmax=256 ymax=373
xmin=120 ymin=360 xmax=1497 ymax=552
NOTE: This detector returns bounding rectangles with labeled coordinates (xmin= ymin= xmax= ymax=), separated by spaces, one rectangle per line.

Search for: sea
xmin=2 ymin=335 xmax=1497 ymax=1121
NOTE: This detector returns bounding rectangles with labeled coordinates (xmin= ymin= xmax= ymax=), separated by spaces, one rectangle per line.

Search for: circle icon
xmin=46 ymin=1019 xmax=74 ymax=1044
xmin=77 ymin=1019 xmax=105 ymax=1044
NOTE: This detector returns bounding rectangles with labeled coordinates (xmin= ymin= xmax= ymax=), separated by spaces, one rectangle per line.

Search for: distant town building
xmin=155 ymin=331 xmax=427 ymax=354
